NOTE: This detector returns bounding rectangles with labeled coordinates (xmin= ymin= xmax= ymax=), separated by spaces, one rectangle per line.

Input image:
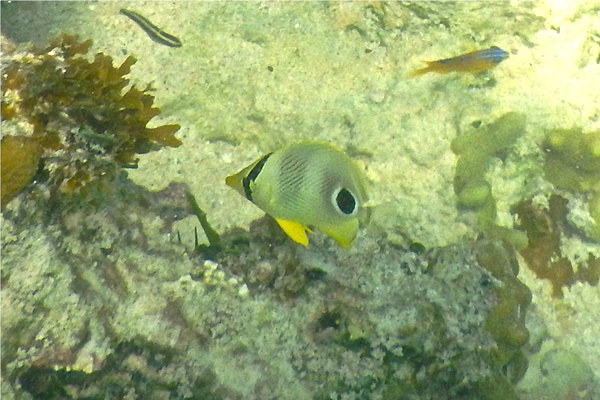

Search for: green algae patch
xmin=475 ymin=239 xmax=532 ymax=397
xmin=450 ymin=113 xmax=536 ymax=397
xmin=543 ymin=127 xmax=600 ymax=243
xmin=589 ymin=192 xmax=600 ymax=242
xmin=452 ymin=112 xmax=528 ymax=248
xmin=543 ymin=128 xmax=600 ymax=193
xmin=452 ymin=112 xmax=527 ymax=159
xmin=453 ymin=112 xmax=527 ymax=208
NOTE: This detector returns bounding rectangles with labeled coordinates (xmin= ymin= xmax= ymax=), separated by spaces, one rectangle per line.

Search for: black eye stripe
xmin=242 ymin=153 xmax=272 ymax=201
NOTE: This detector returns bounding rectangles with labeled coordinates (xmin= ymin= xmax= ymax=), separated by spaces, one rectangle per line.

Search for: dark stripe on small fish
xmin=438 ymin=46 xmax=508 ymax=65
xmin=120 ymin=8 xmax=182 ymax=48
xmin=242 ymin=153 xmax=272 ymax=201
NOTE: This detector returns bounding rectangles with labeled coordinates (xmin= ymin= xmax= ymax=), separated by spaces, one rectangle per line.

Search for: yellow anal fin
xmin=275 ymin=219 xmax=312 ymax=246
xmin=320 ymin=219 xmax=359 ymax=249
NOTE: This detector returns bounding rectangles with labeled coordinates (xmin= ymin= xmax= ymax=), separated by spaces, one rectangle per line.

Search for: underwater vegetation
xmin=452 ymin=110 xmax=600 ymax=299
xmin=474 ymin=239 xmax=531 ymax=399
xmin=520 ymin=348 xmax=598 ymax=400
xmin=1 ymin=135 xmax=42 ymax=209
xmin=504 ymin=127 xmax=600 ymax=299
xmin=543 ymin=127 xmax=600 ymax=242
xmin=514 ymin=195 xmax=600 ymax=298
xmin=451 ymin=112 xmax=529 ymax=248
xmin=2 ymin=180 xmax=533 ymax=400
xmin=543 ymin=128 xmax=600 ymax=194
xmin=1 ymin=34 xmax=181 ymax=210
xmin=591 ymin=192 xmax=600 ymax=242
xmin=450 ymin=112 xmax=600 ymax=393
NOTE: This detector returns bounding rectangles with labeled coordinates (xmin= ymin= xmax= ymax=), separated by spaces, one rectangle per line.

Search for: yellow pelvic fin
xmin=275 ymin=219 xmax=312 ymax=246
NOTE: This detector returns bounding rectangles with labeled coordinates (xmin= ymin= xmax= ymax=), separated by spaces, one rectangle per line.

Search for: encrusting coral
xmin=0 ymin=34 xmax=181 ymax=209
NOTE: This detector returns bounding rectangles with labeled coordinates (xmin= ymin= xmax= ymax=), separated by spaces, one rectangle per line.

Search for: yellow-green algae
xmin=520 ymin=349 xmax=595 ymax=400
xmin=474 ymin=239 xmax=531 ymax=399
xmin=590 ymin=193 xmax=600 ymax=242
xmin=544 ymin=128 xmax=600 ymax=194
xmin=543 ymin=127 xmax=600 ymax=242
xmin=452 ymin=112 xmax=529 ymax=248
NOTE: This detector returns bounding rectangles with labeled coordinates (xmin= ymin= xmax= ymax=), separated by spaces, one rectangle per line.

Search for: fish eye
xmin=333 ymin=187 xmax=357 ymax=215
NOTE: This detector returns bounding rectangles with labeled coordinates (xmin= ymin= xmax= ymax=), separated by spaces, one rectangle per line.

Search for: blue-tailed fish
xmin=226 ymin=142 xmax=369 ymax=248
xmin=410 ymin=46 xmax=509 ymax=77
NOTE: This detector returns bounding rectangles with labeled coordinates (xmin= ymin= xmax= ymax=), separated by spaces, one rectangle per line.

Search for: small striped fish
xmin=410 ymin=46 xmax=508 ymax=77
xmin=120 ymin=8 xmax=182 ymax=48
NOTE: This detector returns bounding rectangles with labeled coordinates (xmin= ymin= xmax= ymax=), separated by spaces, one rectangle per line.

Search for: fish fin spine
xmin=275 ymin=219 xmax=312 ymax=246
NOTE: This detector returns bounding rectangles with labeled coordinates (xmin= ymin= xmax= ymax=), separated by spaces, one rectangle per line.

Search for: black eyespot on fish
xmin=335 ymin=187 xmax=356 ymax=215
xmin=242 ymin=153 xmax=272 ymax=201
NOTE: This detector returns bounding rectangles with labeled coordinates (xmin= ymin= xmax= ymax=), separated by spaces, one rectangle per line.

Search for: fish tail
xmin=409 ymin=64 xmax=433 ymax=77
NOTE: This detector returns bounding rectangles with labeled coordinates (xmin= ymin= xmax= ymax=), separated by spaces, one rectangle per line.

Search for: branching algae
xmin=1 ymin=34 xmax=181 ymax=210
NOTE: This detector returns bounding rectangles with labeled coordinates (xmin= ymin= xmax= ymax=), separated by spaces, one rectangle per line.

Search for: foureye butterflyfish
xmin=226 ymin=141 xmax=369 ymax=248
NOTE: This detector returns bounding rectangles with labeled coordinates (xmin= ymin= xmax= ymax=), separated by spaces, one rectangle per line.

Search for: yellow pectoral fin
xmin=275 ymin=219 xmax=312 ymax=246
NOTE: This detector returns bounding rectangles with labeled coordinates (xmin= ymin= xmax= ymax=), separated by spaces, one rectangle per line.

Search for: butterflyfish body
xmin=226 ymin=142 xmax=369 ymax=248
xmin=410 ymin=46 xmax=508 ymax=77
